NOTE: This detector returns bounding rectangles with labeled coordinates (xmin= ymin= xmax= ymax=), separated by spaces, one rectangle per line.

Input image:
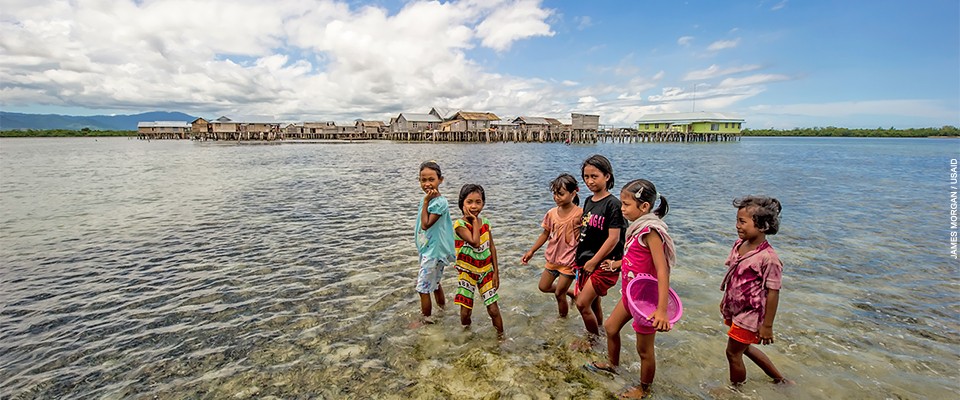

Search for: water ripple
xmin=0 ymin=137 xmax=957 ymax=399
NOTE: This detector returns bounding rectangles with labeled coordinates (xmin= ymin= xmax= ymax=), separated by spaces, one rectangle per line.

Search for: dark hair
xmin=581 ymin=154 xmax=615 ymax=190
xmin=458 ymin=183 xmax=485 ymax=212
xmin=550 ymin=173 xmax=580 ymax=206
xmin=621 ymin=179 xmax=669 ymax=218
xmin=419 ymin=161 xmax=442 ymax=179
xmin=733 ymin=196 xmax=781 ymax=235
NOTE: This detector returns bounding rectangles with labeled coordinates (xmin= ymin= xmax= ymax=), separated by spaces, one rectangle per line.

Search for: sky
xmin=0 ymin=0 xmax=957 ymax=129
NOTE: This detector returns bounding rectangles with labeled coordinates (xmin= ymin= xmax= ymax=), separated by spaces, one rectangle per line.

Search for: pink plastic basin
xmin=625 ymin=273 xmax=683 ymax=328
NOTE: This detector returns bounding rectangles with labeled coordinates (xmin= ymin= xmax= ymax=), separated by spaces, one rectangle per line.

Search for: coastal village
xmin=137 ymin=108 xmax=744 ymax=143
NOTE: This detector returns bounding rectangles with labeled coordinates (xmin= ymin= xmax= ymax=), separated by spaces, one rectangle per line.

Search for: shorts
xmin=545 ymin=261 xmax=575 ymax=277
xmin=545 ymin=262 xmax=575 ymax=279
xmin=725 ymin=319 xmax=760 ymax=344
xmin=415 ymin=256 xmax=446 ymax=294
xmin=632 ymin=318 xmax=657 ymax=335
xmin=574 ymin=267 xmax=619 ymax=297
xmin=627 ymin=290 xmax=657 ymax=335
xmin=454 ymin=268 xmax=499 ymax=309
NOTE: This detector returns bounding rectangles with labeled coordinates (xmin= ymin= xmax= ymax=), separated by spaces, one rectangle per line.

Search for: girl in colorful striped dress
xmin=453 ymin=184 xmax=504 ymax=337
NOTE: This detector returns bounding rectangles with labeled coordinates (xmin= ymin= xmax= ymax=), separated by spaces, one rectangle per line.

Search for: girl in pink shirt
xmin=521 ymin=174 xmax=582 ymax=318
xmin=721 ymin=196 xmax=789 ymax=385
xmin=585 ymin=179 xmax=676 ymax=399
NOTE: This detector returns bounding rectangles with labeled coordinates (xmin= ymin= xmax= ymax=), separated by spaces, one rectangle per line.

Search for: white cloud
xmin=637 ymin=73 xmax=789 ymax=112
xmin=717 ymin=74 xmax=791 ymax=88
xmin=684 ymin=64 xmax=762 ymax=80
xmin=475 ymin=0 xmax=555 ymax=51
xmin=707 ymin=38 xmax=740 ymax=51
xmin=745 ymin=98 xmax=958 ymax=128
xmin=615 ymin=76 xmax=659 ymax=101
xmin=6 ymin=1 xmax=912 ymax=129
xmin=643 ymin=83 xmax=767 ymax=113
xmin=574 ymin=15 xmax=592 ymax=30
xmin=648 ymin=87 xmax=685 ymax=102
xmin=0 ymin=0 xmax=558 ymax=121
xmin=771 ymin=1 xmax=788 ymax=11
xmin=748 ymin=99 xmax=953 ymax=119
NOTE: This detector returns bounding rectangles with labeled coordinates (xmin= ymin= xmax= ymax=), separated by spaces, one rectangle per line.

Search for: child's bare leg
xmin=637 ymin=332 xmax=657 ymax=386
xmin=459 ymin=305 xmax=473 ymax=327
xmin=537 ymin=270 xmax=566 ymax=316
xmin=555 ymin=274 xmax=574 ymax=318
xmin=725 ymin=338 xmax=750 ymax=384
xmin=575 ymin=281 xmax=601 ymax=336
xmin=486 ymin=302 xmax=504 ymax=335
xmin=419 ymin=293 xmax=433 ymax=318
xmin=602 ymin=300 xmax=632 ymax=367
xmin=745 ymin=345 xmax=786 ymax=382
xmin=433 ymin=283 xmax=445 ymax=310
xmin=616 ymin=334 xmax=657 ymax=400
xmin=537 ymin=270 xmax=556 ymax=293
xmin=592 ymin=296 xmax=604 ymax=329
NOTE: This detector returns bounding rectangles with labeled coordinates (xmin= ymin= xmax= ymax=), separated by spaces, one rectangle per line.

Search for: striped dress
xmin=453 ymin=217 xmax=499 ymax=309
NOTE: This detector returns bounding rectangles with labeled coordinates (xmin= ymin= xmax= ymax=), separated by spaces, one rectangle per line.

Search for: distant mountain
xmin=0 ymin=111 xmax=199 ymax=131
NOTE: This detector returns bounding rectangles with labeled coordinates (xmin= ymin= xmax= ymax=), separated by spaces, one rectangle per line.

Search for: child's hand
xmin=650 ymin=309 xmax=671 ymax=332
xmin=521 ymin=250 xmax=533 ymax=264
xmin=583 ymin=259 xmax=598 ymax=273
xmin=600 ymin=260 xmax=620 ymax=271
xmin=493 ymin=271 xmax=500 ymax=290
xmin=759 ymin=325 xmax=775 ymax=345
xmin=424 ymin=189 xmax=440 ymax=201
xmin=463 ymin=208 xmax=477 ymax=223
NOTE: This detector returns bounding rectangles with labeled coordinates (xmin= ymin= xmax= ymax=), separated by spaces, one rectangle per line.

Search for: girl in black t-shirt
xmin=573 ymin=154 xmax=626 ymax=345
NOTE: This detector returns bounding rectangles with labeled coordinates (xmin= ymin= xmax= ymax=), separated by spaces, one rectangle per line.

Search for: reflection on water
xmin=1 ymin=137 xmax=957 ymax=399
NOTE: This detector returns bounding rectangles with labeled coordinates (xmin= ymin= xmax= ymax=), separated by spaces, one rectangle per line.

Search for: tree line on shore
xmin=742 ymin=126 xmax=959 ymax=137
xmin=3 ymin=126 xmax=959 ymax=138
xmin=0 ymin=128 xmax=135 ymax=137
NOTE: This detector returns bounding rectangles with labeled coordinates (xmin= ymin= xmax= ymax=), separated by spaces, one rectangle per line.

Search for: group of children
xmin=414 ymin=156 xmax=789 ymax=398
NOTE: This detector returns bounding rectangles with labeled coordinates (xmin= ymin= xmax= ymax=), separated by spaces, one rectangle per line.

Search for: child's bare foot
xmin=569 ymin=338 xmax=592 ymax=351
xmin=619 ymin=385 xmax=650 ymax=399
xmin=773 ymin=378 xmax=795 ymax=385
xmin=409 ymin=315 xmax=434 ymax=329
xmin=583 ymin=361 xmax=617 ymax=376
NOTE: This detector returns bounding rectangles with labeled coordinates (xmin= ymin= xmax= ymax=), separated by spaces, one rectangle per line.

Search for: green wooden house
xmin=636 ymin=112 xmax=744 ymax=134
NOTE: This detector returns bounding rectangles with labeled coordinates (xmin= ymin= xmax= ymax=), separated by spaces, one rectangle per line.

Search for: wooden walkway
xmin=140 ymin=129 xmax=738 ymax=143
xmin=599 ymin=131 xmax=740 ymax=143
xmin=385 ymin=130 xmax=597 ymax=143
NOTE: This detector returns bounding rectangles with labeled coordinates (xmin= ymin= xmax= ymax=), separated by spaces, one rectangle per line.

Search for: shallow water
xmin=1 ymin=137 xmax=957 ymax=399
